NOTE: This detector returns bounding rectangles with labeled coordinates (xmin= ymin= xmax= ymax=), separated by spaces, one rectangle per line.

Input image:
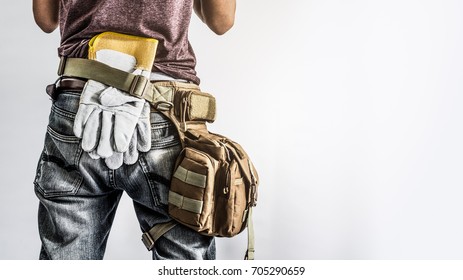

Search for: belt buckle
xmin=141 ymin=232 xmax=155 ymax=251
xmin=129 ymin=75 xmax=150 ymax=98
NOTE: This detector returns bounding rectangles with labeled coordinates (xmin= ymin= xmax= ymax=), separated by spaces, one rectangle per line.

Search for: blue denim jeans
xmin=34 ymin=91 xmax=215 ymax=260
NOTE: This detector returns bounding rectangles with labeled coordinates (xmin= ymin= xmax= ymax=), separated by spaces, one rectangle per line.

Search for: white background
xmin=2 ymin=0 xmax=463 ymax=259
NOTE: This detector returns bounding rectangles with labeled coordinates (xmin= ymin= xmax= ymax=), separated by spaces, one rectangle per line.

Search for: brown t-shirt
xmin=58 ymin=0 xmax=199 ymax=84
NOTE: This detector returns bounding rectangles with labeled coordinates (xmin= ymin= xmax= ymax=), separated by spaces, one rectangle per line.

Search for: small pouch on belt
xmin=150 ymin=82 xmax=217 ymax=124
xmin=173 ymin=90 xmax=217 ymax=123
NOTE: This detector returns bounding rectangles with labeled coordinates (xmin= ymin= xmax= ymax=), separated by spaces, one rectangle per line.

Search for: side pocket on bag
xmin=217 ymin=160 xmax=248 ymax=236
xmin=169 ymin=147 xmax=217 ymax=235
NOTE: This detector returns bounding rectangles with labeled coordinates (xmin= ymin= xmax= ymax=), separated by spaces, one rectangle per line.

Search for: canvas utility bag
xmin=170 ymin=129 xmax=259 ymax=236
xmin=152 ymin=85 xmax=259 ymax=259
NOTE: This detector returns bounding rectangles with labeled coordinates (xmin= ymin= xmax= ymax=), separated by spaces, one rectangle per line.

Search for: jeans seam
xmin=139 ymin=155 xmax=161 ymax=206
xmin=150 ymin=123 xmax=180 ymax=149
xmin=51 ymin=103 xmax=76 ymax=120
xmin=73 ymin=142 xmax=84 ymax=168
xmin=151 ymin=140 xmax=180 ymax=149
xmin=151 ymin=122 xmax=171 ymax=129
xmin=47 ymin=126 xmax=80 ymax=143
xmin=34 ymin=177 xmax=83 ymax=198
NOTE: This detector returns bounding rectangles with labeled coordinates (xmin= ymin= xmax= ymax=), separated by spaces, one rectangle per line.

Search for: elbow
xmin=39 ymin=24 xmax=58 ymax=33
xmin=206 ymin=16 xmax=235 ymax=35
xmin=34 ymin=18 xmax=58 ymax=33
xmin=32 ymin=2 xmax=59 ymax=33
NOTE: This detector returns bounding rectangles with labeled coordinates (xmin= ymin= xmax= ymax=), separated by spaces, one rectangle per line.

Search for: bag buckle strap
xmin=129 ymin=74 xmax=150 ymax=98
xmin=141 ymin=221 xmax=177 ymax=251
xmin=141 ymin=232 xmax=155 ymax=251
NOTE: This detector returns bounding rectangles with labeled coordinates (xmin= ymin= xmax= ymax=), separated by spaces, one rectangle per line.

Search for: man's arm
xmin=32 ymin=0 xmax=59 ymax=33
xmin=194 ymin=0 xmax=236 ymax=35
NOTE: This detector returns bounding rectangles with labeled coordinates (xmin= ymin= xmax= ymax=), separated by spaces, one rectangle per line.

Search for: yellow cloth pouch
xmin=88 ymin=32 xmax=158 ymax=71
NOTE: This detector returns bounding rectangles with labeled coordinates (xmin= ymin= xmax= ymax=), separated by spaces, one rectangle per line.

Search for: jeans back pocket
xmin=34 ymin=92 xmax=84 ymax=198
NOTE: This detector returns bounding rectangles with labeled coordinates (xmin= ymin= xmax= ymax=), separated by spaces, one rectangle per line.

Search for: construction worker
xmin=32 ymin=0 xmax=235 ymax=260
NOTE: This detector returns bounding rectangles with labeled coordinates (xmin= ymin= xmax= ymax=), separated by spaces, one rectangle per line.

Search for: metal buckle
xmin=57 ymin=57 xmax=67 ymax=76
xmin=129 ymin=75 xmax=150 ymax=98
xmin=141 ymin=232 xmax=155 ymax=251
xmin=154 ymin=101 xmax=174 ymax=111
xmin=244 ymin=249 xmax=255 ymax=260
xmin=250 ymin=184 xmax=258 ymax=207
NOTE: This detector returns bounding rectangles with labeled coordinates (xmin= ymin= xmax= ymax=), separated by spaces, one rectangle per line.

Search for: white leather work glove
xmin=73 ymin=50 xmax=152 ymax=169
xmin=102 ymin=101 xmax=152 ymax=169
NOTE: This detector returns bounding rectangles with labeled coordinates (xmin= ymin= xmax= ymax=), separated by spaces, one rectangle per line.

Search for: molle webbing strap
xmin=168 ymin=191 xmax=203 ymax=214
xmin=173 ymin=166 xmax=207 ymax=189
xmin=141 ymin=221 xmax=177 ymax=251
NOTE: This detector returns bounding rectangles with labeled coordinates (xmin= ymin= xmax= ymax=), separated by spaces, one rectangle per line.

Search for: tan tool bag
xmin=154 ymin=86 xmax=259 ymax=259
xmin=169 ymin=129 xmax=259 ymax=237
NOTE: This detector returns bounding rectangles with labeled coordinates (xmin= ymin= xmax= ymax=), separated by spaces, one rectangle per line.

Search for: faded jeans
xmin=34 ymin=91 xmax=215 ymax=260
